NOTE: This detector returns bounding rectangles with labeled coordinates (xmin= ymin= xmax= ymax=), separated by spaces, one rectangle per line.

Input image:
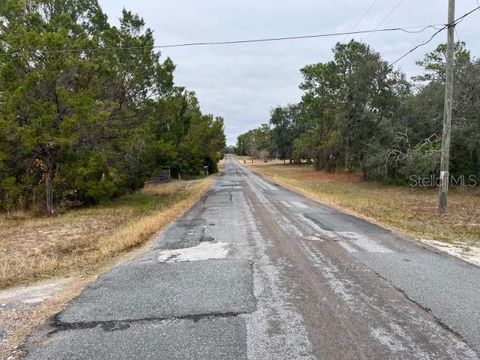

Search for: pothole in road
xmin=157 ymin=242 xmax=231 ymax=263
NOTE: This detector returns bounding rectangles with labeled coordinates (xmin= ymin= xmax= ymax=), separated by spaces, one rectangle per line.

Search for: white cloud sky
xmin=99 ymin=0 xmax=479 ymax=145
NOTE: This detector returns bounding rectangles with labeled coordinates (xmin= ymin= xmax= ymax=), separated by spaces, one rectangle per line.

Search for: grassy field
xmin=243 ymin=158 xmax=480 ymax=245
xmin=0 ymin=179 xmax=212 ymax=289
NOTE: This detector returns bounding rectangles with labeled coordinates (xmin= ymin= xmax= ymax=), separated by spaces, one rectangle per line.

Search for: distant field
xmin=242 ymin=159 xmax=480 ymax=246
xmin=0 ymin=180 xmax=212 ymax=289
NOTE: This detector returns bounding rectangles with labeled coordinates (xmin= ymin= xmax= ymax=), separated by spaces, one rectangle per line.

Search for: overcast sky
xmin=99 ymin=0 xmax=479 ymax=145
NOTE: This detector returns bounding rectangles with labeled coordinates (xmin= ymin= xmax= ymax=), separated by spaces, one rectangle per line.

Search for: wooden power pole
xmin=438 ymin=0 xmax=455 ymax=214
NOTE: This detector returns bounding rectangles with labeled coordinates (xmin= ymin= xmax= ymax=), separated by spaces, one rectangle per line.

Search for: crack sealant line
xmin=303 ymin=231 xmax=478 ymax=357
xmin=275 ymin=203 xmax=462 ymax=354
xmin=50 ymin=311 xmax=253 ymax=334
xmin=366 ymin=267 xmax=478 ymax=354
xmin=299 ymin=238 xmax=476 ymax=358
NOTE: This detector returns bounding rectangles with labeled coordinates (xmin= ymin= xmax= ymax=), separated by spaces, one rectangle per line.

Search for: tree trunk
xmin=360 ymin=165 xmax=367 ymax=182
xmin=344 ymin=137 xmax=350 ymax=172
xmin=359 ymin=154 xmax=367 ymax=182
xmin=45 ymin=171 xmax=55 ymax=216
xmin=24 ymin=186 xmax=32 ymax=210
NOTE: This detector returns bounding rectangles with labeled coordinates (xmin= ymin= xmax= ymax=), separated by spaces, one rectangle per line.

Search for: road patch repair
xmin=157 ymin=241 xmax=231 ymax=262
xmin=23 ymin=209 xmax=255 ymax=360
xmin=56 ymin=259 xmax=255 ymax=323
xmin=24 ymin=257 xmax=255 ymax=359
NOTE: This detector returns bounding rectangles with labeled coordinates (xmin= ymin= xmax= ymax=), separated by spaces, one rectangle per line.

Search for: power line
xmin=343 ymin=0 xmax=379 ymax=41
xmin=366 ymin=0 xmax=407 ymax=40
xmin=391 ymin=26 xmax=446 ymax=65
xmin=391 ymin=5 xmax=480 ymax=65
xmin=353 ymin=0 xmax=380 ymax=30
xmin=453 ymin=4 xmax=480 ymax=23
xmin=0 ymin=24 xmax=444 ymax=57
xmin=157 ymin=24 xmax=440 ymax=48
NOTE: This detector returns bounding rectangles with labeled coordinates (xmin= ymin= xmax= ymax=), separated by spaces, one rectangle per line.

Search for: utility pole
xmin=438 ymin=0 xmax=455 ymax=214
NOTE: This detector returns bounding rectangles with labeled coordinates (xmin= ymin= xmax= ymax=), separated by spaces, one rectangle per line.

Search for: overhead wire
xmin=0 ymin=24 xmax=446 ymax=57
xmin=343 ymin=0 xmax=379 ymax=41
xmin=352 ymin=0 xmax=380 ymax=30
xmin=0 ymin=5 xmax=477 ymax=66
xmin=391 ymin=5 xmax=480 ymax=65
xmin=365 ymin=0 xmax=407 ymax=40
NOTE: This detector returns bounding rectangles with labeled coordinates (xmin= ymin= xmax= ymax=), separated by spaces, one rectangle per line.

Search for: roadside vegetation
xmin=0 ymin=1 xmax=225 ymax=216
xmin=237 ymin=41 xmax=479 ymax=185
xmin=236 ymin=40 xmax=479 ymax=245
xmin=0 ymin=179 xmax=212 ymax=289
xmin=242 ymin=158 xmax=479 ymax=245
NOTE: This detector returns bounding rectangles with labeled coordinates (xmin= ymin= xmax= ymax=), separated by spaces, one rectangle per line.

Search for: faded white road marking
xmin=305 ymin=234 xmax=324 ymax=241
xmin=254 ymin=177 xmax=278 ymax=191
xmin=338 ymin=241 xmax=357 ymax=253
xmin=291 ymin=201 xmax=309 ymax=209
xmin=301 ymin=214 xmax=393 ymax=253
xmin=338 ymin=232 xmax=393 ymax=253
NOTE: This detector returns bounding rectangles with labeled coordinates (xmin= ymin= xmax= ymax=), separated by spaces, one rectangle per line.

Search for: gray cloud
xmin=99 ymin=0 xmax=479 ymax=144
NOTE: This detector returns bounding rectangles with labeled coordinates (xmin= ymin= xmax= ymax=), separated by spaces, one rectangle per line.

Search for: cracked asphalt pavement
xmin=24 ymin=155 xmax=480 ymax=359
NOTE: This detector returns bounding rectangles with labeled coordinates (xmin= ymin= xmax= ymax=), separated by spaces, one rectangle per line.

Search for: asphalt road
xmin=24 ymin=155 xmax=480 ymax=359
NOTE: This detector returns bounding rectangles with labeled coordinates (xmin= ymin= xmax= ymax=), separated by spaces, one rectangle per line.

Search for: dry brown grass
xmin=0 ymin=179 xmax=212 ymax=289
xmin=235 ymin=156 xmax=286 ymax=166
xmin=246 ymin=162 xmax=480 ymax=245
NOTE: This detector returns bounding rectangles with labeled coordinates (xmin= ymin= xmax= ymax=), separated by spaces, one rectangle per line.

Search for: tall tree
xmin=0 ymin=0 xmax=226 ymax=214
xmin=299 ymin=40 xmax=408 ymax=178
xmin=270 ymin=105 xmax=304 ymax=162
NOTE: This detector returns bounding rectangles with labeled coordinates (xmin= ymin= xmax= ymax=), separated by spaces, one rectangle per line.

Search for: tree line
xmin=0 ymin=0 xmax=226 ymax=215
xmin=237 ymin=40 xmax=480 ymax=185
